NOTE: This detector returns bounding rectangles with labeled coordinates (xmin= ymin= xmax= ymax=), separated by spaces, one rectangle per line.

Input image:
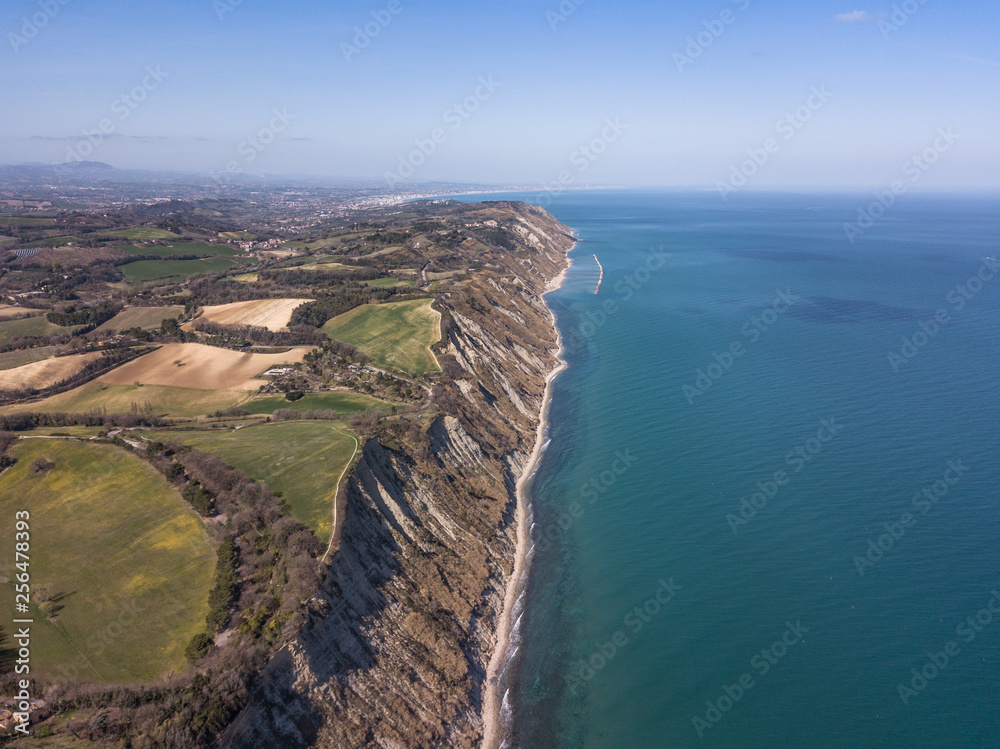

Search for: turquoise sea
xmin=454 ymin=190 xmax=1000 ymax=749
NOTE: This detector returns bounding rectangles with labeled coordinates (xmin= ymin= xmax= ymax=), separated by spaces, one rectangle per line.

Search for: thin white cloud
xmin=833 ymin=10 xmax=874 ymax=22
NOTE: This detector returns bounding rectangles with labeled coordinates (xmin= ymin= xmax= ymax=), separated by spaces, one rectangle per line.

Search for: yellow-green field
xmin=94 ymin=306 xmax=185 ymax=334
xmin=0 ymin=381 xmax=251 ymax=419
xmin=322 ymin=298 xmax=441 ymax=376
xmin=0 ymin=345 xmax=62 ymax=371
xmin=0 ymin=439 xmax=214 ymax=683
xmin=148 ymin=422 xmax=359 ymax=545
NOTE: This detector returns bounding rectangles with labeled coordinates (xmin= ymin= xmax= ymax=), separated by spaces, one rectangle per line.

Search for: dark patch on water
xmin=788 ymin=296 xmax=913 ymax=324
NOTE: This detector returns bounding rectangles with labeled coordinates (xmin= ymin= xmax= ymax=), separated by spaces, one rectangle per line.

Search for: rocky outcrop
xmin=222 ymin=203 xmax=574 ymax=748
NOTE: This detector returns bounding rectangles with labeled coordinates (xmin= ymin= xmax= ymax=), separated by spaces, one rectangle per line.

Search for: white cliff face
xmin=222 ymin=204 xmax=574 ymax=749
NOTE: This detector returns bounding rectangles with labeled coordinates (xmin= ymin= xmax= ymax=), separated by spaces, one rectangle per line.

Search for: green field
xmin=105 ymin=227 xmax=180 ymax=240
xmin=0 ymin=439 xmax=214 ymax=683
xmin=322 ymin=298 xmax=441 ymax=376
xmin=0 ymin=345 xmax=62 ymax=371
xmin=241 ymin=391 xmax=391 ymax=416
xmin=231 ymin=273 xmax=259 ymax=284
xmin=0 ymin=315 xmax=75 ymax=345
xmin=0 ymin=217 xmax=55 ymax=227
xmin=365 ymin=277 xmax=416 ymax=289
xmin=120 ymin=241 xmax=240 ymax=259
xmin=0 ymin=381 xmax=251 ymax=419
xmin=25 ymin=235 xmax=80 ymax=248
xmin=219 ymin=231 xmax=254 ymax=241
xmin=148 ymin=422 xmax=359 ymax=544
xmin=120 ymin=257 xmax=237 ymax=283
xmin=94 ymin=306 xmax=184 ymax=333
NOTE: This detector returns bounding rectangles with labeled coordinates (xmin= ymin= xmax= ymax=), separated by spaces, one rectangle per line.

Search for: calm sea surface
xmin=450 ymin=190 xmax=1000 ymax=749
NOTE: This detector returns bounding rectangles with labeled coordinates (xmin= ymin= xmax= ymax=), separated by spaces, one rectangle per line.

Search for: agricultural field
xmin=0 ymin=304 xmax=37 ymax=321
xmin=24 ymin=235 xmax=80 ymax=248
xmin=0 ymin=439 xmax=214 ymax=683
xmin=290 ymin=260 xmax=360 ymax=271
xmin=119 ymin=256 xmax=237 ymax=283
xmin=366 ymin=277 xmax=416 ymax=289
xmin=231 ymin=272 xmax=259 ymax=284
xmin=0 ymin=216 xmax=55 ymax=227
xmin=194 ymin=298 xmax=313 ymax=331
xmin=0 ymin=351 xmax=102 ymax=391
xmin=241 ymin=391 xmax=391 ymax=416
xmin=94 ymin=305 xmax=185 ymax=334
xmin=0 ymin=315 xmax=75 ymax=345
xmin=98 ymin=343 xmax=313 ymax=390
xmin=0 ymin=381 xmax=251 ymax=419
xmin=0 ymin=345 xmax=62 ymax=371
xmin=218 ymin=231 xmax=254 ymax=241
xmin=104 ymin=227 xmax=180 ymax=240
xmin=148 ymin=421 xmax=359 ymax=545
xmin=119 ymin=241 xmax=240 ymax=259
xmin=322 ymin=298 xmax=441 ymax=376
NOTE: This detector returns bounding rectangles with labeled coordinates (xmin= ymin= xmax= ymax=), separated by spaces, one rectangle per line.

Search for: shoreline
xmin=482 ymin=245 xmax=574 ymax=749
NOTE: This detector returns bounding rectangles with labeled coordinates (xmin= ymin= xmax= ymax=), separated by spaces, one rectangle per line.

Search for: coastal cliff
xmin=222 ymin=202 xmax=574 ymax=747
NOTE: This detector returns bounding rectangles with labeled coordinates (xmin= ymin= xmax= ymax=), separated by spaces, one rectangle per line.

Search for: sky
xmin=1 ymin=0 xmax=998 ymax=189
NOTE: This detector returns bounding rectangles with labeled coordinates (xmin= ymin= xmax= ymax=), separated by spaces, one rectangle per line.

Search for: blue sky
xmin=2 ymin=0 xmax=998 ymax=188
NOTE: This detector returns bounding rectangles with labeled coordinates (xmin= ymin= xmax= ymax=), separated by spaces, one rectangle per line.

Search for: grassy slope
xmin=0 ymin=316 xmax=75 ymax=345
xmin=149 ymin=422 xmax=358 ymax=545
xmin=322 ymin=298 xmax=441 ymax=376
xmin=104 ymin=228 xmax=180 ymax=240
xmin=0 ymin=439 xmax=214 ymax=683
xmin=0 ymin=381 xmax=251 ymax=419
xmin=0 ymin=345 xmax=62 ymax=371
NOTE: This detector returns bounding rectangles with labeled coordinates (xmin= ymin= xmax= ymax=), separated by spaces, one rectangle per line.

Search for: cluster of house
xmin=237 ymin=238 xmax=284 ymax=253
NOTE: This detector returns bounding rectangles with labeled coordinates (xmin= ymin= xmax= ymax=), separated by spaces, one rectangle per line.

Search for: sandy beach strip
xmin=482 ymin=246 xmax=574 ymax=749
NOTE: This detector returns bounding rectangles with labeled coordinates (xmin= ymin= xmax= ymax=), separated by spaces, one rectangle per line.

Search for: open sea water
xmin=452 ymin=189 xmax=1000 ymax=749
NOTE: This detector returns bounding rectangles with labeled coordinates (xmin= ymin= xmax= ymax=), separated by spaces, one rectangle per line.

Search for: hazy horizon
xmin=3 ymin=0 xmax=998 ymax=190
